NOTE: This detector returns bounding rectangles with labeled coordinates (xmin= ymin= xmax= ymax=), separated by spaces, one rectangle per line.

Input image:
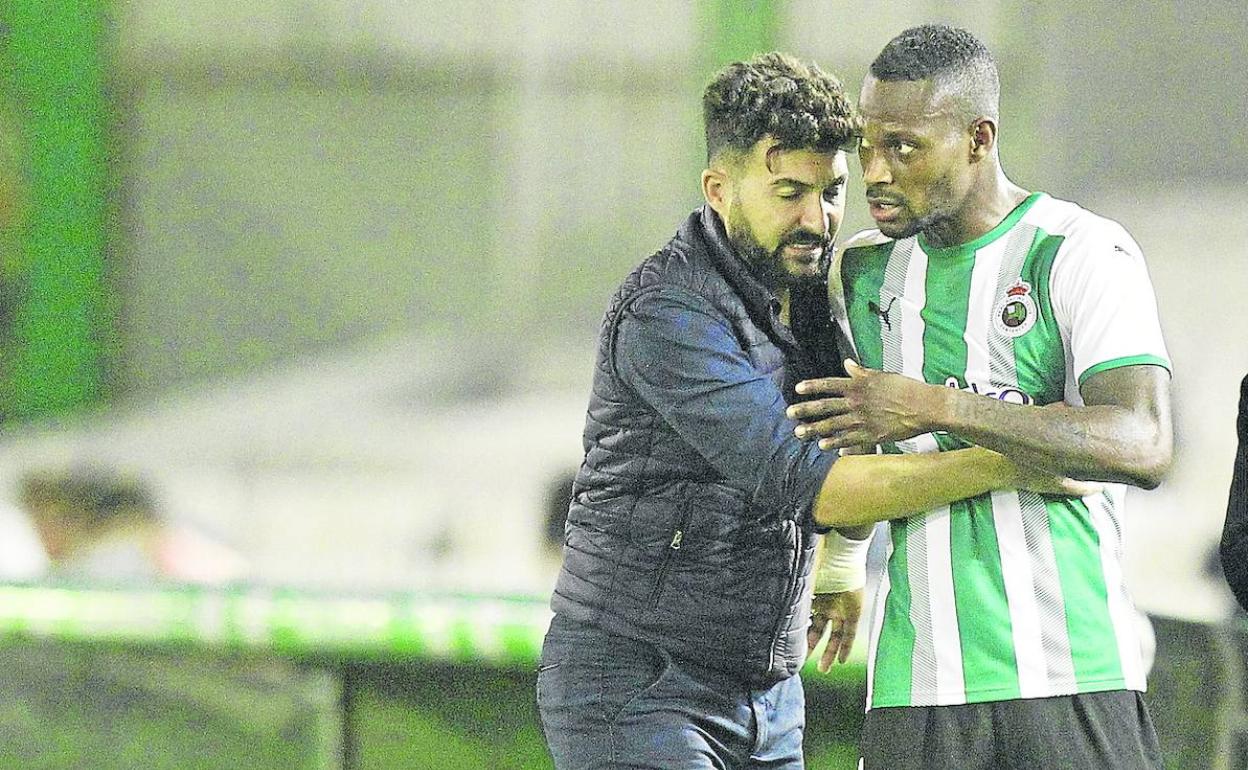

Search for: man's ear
xmin=702 ymin=167 xmax=731 ymax=217
xmin=969 ymin=117 xmax=997 ymax=162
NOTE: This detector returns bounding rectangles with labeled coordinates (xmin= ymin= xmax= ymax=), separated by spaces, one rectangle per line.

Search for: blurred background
xmin=0 ymin=1 xmax=1244 ymax=768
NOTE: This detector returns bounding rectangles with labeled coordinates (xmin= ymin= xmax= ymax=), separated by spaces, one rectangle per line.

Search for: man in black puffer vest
xmin=537 ymin=53 xmax=1066 ymax=770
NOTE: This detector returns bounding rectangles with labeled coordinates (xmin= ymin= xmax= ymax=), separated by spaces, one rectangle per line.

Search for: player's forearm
xmin=933 ymin=387 xmax=1171 ymax=488
xmin=812 ymin=446 xmax=1014 ymax=528
xmin=835 ymin=523 xmax=874 ymax=539
xmin=830 ymin=445 xmax=875 ymax=539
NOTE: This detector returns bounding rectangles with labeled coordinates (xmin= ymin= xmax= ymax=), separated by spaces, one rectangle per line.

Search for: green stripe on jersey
xmin=1048 ymin=497 xmax=1124 ymax=689
xmin=920 ymin=247 xmax=973 ymax=390
xmin=1013 ymin=232 xmax=1066 ymax=404
xmin=950 ymin=495 xmax=1021 ymax=701
xmin=873 ymin=517 xmax=915 ymax=706
xmin=841 ymin=243 xmax=891 ymax=370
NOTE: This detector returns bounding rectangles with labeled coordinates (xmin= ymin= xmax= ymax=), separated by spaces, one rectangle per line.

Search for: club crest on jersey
xmin=992 ymin=280 xmax=1038 ymax=337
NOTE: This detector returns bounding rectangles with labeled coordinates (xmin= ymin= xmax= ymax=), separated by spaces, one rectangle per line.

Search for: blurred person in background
xmin=787 ymin=25 xmax=1171 ymax=769
xmin=18 ymin=469 xmax=247 ymax=586
xmin=1221 ymin=374 xmax=1248 ymax=611
xmin=537 ymin=52 xmax=1090 ymax=770
xmin=0 ymin=496 xmax=48 ymax=581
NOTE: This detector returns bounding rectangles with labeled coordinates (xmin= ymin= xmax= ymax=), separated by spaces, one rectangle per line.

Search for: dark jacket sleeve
xmin=614 ymin=286 xmax=836 ymax=523
xmin=1220 ymin=374 xmax=1248 ymax=611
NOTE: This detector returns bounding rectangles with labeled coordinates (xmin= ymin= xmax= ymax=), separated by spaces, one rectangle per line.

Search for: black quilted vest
xmin=550 ymin=206 xmax=847 ymax=685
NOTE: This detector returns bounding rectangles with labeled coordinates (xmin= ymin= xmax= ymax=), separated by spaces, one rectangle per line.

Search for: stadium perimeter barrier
xmin=0 ymin=584 xmax=1239 ymax=769
xmin=0 ymin=584 xmax=866 ymax=769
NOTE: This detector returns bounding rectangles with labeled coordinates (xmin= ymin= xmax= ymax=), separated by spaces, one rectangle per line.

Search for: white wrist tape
xmin=814 ymin=528 xmax=871 ymax=593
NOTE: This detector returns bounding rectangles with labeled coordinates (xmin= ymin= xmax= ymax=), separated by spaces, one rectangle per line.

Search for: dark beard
xmin=726 ymin=210 xmax=831 ymax=292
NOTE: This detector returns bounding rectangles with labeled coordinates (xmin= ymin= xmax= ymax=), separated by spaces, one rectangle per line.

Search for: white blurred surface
xmin=0 ymin=334 xmax=591 ymax=597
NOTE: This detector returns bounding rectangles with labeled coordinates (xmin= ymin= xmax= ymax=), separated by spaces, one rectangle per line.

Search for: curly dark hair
xmin=870 ymin=25 xmax=999 ymax=122
xmin=702 ymin=52 xmax=857 ymax=165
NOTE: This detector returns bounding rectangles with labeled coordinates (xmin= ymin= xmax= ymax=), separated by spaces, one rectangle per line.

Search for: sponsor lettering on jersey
xmin=943 ymin=375 xmax=1034 ymax=405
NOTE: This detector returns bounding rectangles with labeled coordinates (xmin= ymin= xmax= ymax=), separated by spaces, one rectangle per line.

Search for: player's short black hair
xmin=870 ymin=25 xmax=999 ymax=122
xmin=703 ymin=52 xmax=857 ymax=165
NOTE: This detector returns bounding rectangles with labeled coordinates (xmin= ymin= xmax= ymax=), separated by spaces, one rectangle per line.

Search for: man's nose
xmin=801 ymin=195 xmax=830 ymax=234
xmin=861 ymin=150 xmax=892 ymax=186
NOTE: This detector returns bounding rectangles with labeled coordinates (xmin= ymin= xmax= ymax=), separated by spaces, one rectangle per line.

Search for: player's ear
xmin=702 ymin=167 xmax=731 ymax=217
xmin=969 ymin=118 xmax=996 ymax=162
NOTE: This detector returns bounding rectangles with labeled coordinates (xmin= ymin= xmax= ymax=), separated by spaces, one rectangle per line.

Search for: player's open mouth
xmin=783 ymin=243 xmax=823 ymax=261
xmin=868 ymin=198 xmax=902 ymax=222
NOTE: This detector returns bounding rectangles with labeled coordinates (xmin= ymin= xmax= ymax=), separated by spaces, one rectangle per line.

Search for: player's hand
xmin=787 ymin=360 xmax=940 ymax=449
xmin=807 ymin=589 xmax=864 ymax=671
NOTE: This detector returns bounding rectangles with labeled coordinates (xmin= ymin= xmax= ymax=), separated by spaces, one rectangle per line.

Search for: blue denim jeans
xmin=536 ymin=614 xmax=805 ymax=769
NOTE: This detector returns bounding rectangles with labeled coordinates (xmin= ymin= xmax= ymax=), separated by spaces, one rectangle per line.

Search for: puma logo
xmin=868 ymin=297 xmax=897 ymax=330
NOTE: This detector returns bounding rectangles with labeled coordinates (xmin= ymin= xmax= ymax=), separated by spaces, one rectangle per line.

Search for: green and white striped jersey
xmin=832 ymin=192 xmax=1170 ymax=709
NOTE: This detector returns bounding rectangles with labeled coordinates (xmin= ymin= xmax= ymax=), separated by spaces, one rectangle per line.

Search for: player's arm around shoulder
xmin=808 ymin=442 xmax=1099 ymax=529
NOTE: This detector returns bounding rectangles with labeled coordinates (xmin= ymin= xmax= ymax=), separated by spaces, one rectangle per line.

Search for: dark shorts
xmin=860 ymin=690 xmax=1164 ymax=770
xmin=536 ymin=614 xmax=805 ymax=770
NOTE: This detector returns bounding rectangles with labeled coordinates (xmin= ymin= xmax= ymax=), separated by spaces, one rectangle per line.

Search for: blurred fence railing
xmin=0 ymin=583 xmax=1242 ymax=769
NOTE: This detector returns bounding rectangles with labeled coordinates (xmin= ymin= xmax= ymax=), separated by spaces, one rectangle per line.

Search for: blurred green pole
xmin=3 ymin=1 xmax=111 ymax=421
xmin=699 ymin=0 xmax=782 ymax=75
xmin=689 ymin=0 xmax=782 ymax=182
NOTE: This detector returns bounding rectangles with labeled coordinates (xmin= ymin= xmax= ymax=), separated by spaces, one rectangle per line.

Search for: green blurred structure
xmin=700 ymin=0 xmax=780 ymax=71
xmin=0 ymin=585 xmax=867 ymax=769
xmin=0 ymin=584 xmax=1241 ymax=769
xmin=1 ymin=0 xmax=112 ymax=421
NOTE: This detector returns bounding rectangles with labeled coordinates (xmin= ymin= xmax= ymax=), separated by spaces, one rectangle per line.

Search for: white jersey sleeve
xmin=1049 ymin=220 xmax=1170 ymax=388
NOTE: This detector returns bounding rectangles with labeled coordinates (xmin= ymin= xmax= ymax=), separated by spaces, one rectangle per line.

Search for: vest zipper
xmin=768 ymin=519 xmax=804 ymax=671
xmin=648 ymin=514 xmax=690 ymax=608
